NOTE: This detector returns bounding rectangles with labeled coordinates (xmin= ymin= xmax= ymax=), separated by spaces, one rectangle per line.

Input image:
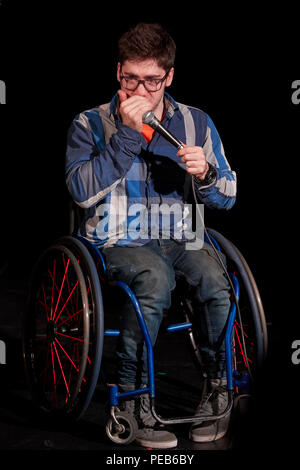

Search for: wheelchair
xmin=22 ymin=206 xmax=268 ymax=445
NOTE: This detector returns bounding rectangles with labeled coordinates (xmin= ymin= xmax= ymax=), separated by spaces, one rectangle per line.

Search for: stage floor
xmin=0 ymin=260 xmax=291 ymax=457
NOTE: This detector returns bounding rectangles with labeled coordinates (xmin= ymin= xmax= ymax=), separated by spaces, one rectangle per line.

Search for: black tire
xmin=183 ymin=228 xmax=268 ymax=390
xmin=23 ymin=236 xmax=104 ymax=419
xmin=206 ymin=228 xmax=268 ymax=369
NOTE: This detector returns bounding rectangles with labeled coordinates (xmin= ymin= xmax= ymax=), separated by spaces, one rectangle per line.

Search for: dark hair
xmin=118 ymin=23 xmax=176 ymax=71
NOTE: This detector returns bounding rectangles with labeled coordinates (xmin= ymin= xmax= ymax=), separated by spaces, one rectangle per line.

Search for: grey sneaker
xmin=189 ymin=378 xmax=231 ymax=442
xmin=119 ymin=384 xmax=177 ymax=449
xmin=134 ymin=392 xmax=177 ymax=449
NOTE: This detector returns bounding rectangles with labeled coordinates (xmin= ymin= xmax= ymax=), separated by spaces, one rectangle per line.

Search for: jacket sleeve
xmin=65 ymin=114 xmax=143 ymax=209
xmin=195 ymin=115 xmax=237 ymax=210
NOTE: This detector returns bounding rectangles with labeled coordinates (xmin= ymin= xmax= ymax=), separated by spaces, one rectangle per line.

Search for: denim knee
xmin=131 ymin=258 xmax=175 ymax=338
xmin=103 ymin=245 xmax=175 ymax=385
xmin=188 ymin=246 xmax=230 ymax=304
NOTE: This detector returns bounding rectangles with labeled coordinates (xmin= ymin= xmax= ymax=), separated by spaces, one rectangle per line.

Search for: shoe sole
xmin=135 ymin=437 xmax=178 ymax=449
xmin=189 ymin=429 xmax=227 ymax=443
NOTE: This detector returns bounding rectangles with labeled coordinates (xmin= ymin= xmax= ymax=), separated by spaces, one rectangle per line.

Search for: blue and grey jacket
xmin=65 ymin=93 xmax=236 ymax=248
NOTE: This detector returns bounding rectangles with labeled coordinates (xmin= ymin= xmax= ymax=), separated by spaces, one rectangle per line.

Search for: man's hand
xmin=118 ymin=90 xmax=153 ymax=133
xmin=177 ymin=145 xmax=209 ymax=180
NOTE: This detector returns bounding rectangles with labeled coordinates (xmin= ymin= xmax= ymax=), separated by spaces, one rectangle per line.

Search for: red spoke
xmin=52 ymin=257 xmax=70 ymax=321
xmin=63 ymin=253 xmax=74 ymax=310
xmin=68 ymin=343 xmax=77 ymax=388
xmin=53 ymin=342 xmax=70 ymax=400
xmin=50 ymin=259 xmax=56 ymax=320
xmin=235 ymin=320 xmax=255 ymax=347
xmin=75 ymin=343 xmax=79 ymax=372
xmin=234 ymin=324 xmax=252 ymax=368
xmin=233 ymin=338 xmax=237 ymax=369
xmin=56 ymin=308 xmax=83 ymax=327
xmin=48 ymin=269 xmax=72 ymax=320
xmin=76 ymin=270 xmax=79 ymax=315
xmin=54 ymin=280 xmax=79 ymax=324
xmin=235 ymin=320 xmax=249 ymax=338
xmin=56 ymin=332 xmax=84 ymax=343
xmin=232 ymin=338 xmax=239 ymax=393
xmin=55 ymin=338 xmax=86 ymax=383
xmin=42 ymin=284 xmax=50 ymax=322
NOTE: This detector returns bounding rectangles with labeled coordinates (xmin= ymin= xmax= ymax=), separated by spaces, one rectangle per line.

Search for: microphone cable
xmin=142 ymin=110 xmax=252 ymax=380
xmin=191 ymin=176 xmax=252 ymax=381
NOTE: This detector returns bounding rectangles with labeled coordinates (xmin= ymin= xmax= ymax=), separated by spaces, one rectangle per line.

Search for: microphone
xmin=142 ymin=111 xmax=184 ymax=150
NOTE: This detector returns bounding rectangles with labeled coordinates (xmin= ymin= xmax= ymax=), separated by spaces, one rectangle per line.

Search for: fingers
xmin=177 ymin=146 xmax=208 ymax=177
xmin=177 ymin=146 xmax=205 ymax=164
xmin=118 ymin=89 xmax=128 ymax=103
xmin=121 ymin=96 xmax=150 ymax=116
xmin=118 ymin=91 xmax=152 ymax=132
xmin=177 ymin=146 xmax=200 ymax=157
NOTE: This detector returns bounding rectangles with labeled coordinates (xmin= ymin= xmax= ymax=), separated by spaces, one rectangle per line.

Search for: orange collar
xmin=141 ymin=110 xmax=166 ymax=144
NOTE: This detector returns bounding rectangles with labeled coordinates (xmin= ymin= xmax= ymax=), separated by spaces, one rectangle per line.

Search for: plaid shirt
xmin=65 ymin=93 xmax=236 ymax=248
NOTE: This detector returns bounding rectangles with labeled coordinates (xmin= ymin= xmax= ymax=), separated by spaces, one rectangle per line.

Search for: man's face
xmin=117 ymin=59 xmax=174 ymax=115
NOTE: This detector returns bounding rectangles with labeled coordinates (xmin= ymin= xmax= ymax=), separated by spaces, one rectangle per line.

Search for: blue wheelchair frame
xmin=78 ymin=232 xmax=247 ymax=426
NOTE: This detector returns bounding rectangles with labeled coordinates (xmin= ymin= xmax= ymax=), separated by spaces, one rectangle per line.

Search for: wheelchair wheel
xmin=106 ymin=411 xmax=138 ymax=445
xmin=23 ymin=236 xmax=104 ymax=419
xmin=184 ymin=228 xmax=268 ymax=392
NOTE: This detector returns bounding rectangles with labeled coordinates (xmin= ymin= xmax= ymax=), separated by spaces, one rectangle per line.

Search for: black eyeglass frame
xmin=119 ymin=68 xmax=170 ymax=92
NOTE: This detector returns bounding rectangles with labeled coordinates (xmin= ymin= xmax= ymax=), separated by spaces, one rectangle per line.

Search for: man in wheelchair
xmin=65 ymin=23 xmax=237 ymax=448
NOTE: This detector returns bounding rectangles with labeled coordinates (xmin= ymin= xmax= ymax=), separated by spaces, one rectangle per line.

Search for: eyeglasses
xmin=120 ymin=69 xmax=170 ymax=92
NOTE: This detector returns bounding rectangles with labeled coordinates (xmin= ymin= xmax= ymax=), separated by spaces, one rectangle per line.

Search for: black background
xmin=0 ymin=0 xmax=299 ymax=455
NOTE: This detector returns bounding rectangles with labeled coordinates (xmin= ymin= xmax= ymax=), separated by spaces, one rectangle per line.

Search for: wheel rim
xmin=25 ymin=245 xmax=90 ymax=413
xmin=183 ymin=229 xmax=268 ymax=394
xmin=57 ymin=236 xmax=105 ymax=419
xmin=206 ymin=229 xmax=268 ymax=364
xmin=205 ymin=228 xmax=268 ymax=392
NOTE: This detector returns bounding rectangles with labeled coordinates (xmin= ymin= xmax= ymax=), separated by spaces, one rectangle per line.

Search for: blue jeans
xmin=102 ymin=239 xmax=231 ymax=385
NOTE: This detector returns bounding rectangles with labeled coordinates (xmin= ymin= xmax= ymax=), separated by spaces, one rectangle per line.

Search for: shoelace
xmin=198 ymin=382 xmax=228 ymax=414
